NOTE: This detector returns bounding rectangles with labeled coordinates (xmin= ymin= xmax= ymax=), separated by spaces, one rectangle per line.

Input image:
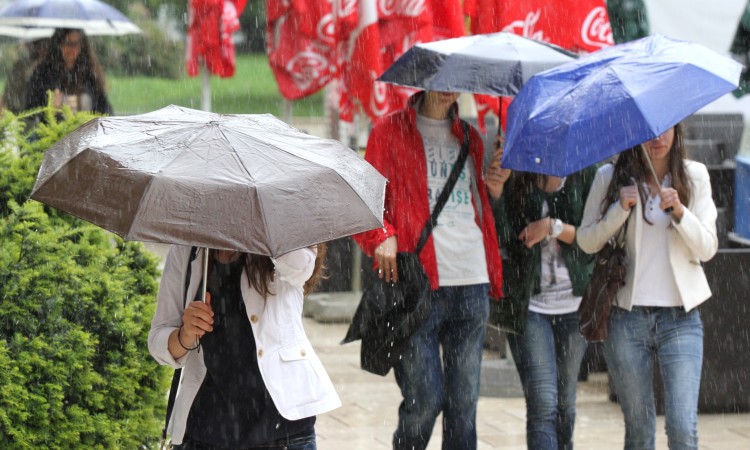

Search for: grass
xmin=2 ymin=53 xmax=324 ymax=118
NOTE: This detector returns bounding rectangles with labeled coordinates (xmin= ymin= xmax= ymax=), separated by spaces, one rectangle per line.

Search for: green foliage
xmin=0 ymin=106 xmax=169 ymax=449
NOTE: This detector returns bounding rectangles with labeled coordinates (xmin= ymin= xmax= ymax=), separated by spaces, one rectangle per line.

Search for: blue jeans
xmin=392 ymin=284 xmax=490 ymax=450
xmin=603 ymin=306 xmax=703 ymax=450
xmin=174 ymin=430 xmax=316 ymax=450
xmin=507 ymin=311 xmax=588 ymax=450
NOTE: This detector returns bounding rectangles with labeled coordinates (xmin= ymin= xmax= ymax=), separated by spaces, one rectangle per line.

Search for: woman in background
xmin=25 ymin=28 xmax=112 ymax=115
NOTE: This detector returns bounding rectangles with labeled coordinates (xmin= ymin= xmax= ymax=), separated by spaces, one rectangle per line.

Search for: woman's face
xmin=423 ymin=91 xmax=460 ymax=112
xmin=60 ymin=31 xmax=82 ymax=70
xmin=643 ymin=127 xmax=675 ymax=163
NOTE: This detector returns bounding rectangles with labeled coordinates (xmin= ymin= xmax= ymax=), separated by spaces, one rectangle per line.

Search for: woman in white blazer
xmin=577 ymin=123 xmax=717 ymax=450
xmin=148 ymin=245 xmax=341 ymax=450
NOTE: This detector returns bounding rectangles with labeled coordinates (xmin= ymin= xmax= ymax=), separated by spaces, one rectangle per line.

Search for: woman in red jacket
xmin=354 ymin=90 xmax=505 ymax=450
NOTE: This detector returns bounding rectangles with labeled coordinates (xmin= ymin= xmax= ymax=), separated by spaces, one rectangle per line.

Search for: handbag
xmin=343 ymin=121 xmax=472 ymax=376
xmin=578 ymin=224 xmax=628 ymax=342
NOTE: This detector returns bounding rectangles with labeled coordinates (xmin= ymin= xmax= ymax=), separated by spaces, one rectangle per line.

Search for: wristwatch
xmin=550 ymin=218 xmax=564 ymax=238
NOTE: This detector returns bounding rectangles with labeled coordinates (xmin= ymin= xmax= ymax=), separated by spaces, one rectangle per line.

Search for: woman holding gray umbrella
xmin=577 ymin=124 xmax=718 ymax=449
xmin=25 ymin=28 xmax=112 ymax=115
xmin=148 ymin=245 xmax=341 ymax=449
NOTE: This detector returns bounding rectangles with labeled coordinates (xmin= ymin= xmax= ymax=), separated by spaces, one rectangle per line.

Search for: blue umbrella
xmin=0 ymin=0 xmax=140 ymax=36
xmin=503 ymin=34 xmax=743 ymax=177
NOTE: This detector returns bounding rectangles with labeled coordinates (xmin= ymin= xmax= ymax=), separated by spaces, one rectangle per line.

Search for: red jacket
xmin=353 ymin=92 xmax=503 ymax=299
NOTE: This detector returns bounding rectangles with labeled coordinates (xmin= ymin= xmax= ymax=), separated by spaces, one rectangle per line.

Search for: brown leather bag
xmin=579 ymin=230 xmax=627 ymax=342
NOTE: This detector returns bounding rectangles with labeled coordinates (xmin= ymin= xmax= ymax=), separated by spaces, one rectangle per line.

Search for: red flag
xmin=187 ymin=0 xmax=247 ymax=78
xmin=338 ymin=0 xmax=464 ymax=123
xmin=266 ymin=0 xmax=337 ymax=100
xmin=498 ymin=0 xmax=613 ymax=53
xmin=468 ymin=0 xmax=614 ymax=132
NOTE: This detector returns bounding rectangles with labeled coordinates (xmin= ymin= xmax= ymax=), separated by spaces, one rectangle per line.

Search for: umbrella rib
xmin=214 ymin=125 xmax=275 ymax=254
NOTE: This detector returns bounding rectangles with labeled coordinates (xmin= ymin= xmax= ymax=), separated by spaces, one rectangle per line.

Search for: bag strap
xmin=414 ymin=120 xmax=472 ymax=254
xmin=161 ymin=246 xmax=199 ymax=447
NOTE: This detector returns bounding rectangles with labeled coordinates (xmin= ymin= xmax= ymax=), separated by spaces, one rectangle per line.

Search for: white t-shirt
xmin=416 ymin=114 xmax=489 ymax=286
xmin=632 ymin=176 xmax=682 ymax=307
xmin=529 ymin=199 xmax=581 ymax=314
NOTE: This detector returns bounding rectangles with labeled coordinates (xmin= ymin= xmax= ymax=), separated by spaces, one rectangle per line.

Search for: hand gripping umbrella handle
xmin=640 ymin=145 xmax=673 ymax=214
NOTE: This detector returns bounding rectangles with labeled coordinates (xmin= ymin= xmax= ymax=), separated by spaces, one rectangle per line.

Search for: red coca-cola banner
xmin=466 ymin=0 xmax=613 ymax=131
xmin=187 ymin=0 xmax=248 ymax=78
xmin=267 ymin=0 xmax=464 ymax=123
xmin=266 ymin=0 xmax=337 ymax=100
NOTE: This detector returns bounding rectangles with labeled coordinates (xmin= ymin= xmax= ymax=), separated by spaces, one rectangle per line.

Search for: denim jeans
xmin=174 ymin=429 xmax=316 ymax=450
xmin=392 ymin=284 xmax=490 ymax=450
xmin=507 ymin=310 xmax=588 ymax=450
xmin=603 ymin=306 xmax=703 ymax=450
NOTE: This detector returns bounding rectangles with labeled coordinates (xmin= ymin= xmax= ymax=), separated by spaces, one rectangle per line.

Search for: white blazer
xmin=148 ymin=246 xmax=341 ymax=445
xmin=577 ymin=161 xmax=718 ymax=311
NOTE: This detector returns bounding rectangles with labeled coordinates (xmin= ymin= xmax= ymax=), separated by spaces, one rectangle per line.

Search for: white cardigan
xmin=148 ymin=246 xmax=341 ymax=445
xmin=577 ymin=161 xmax=718 ymax=311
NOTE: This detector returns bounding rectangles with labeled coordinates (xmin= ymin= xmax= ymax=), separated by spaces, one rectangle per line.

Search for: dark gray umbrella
xmin=378 ymin=31 xmax=575 ymax=96
xmin=30 ymin=105 xmax=386 ymax=258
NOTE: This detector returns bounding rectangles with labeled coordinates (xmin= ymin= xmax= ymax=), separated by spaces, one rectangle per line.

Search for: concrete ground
xmin=309 ymin=318 xmax=750 ymax=450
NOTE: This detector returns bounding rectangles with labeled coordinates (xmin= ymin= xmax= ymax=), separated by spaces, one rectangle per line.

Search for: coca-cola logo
xmin=502 ymin=10 xmax=547 ymax=42
xmin=370 ymin=76 xmax=390 ymax=117
xmin=338 ymin=0 xmax=357 ymax=18
xmin=379 ymin=0 xmax=426 ymax=18
xmin=286 ymin=51 xmax=331 ymax=91
xmin=318 ymin=13 xmax=336 ymax=45
xmin=581 ymin=6 xmax=613 ymax=48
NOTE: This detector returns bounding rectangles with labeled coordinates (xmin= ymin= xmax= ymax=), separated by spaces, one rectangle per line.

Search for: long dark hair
xmin=600 ymin=123 xmax=692 ymax=222
xmin=505 ymin=171 xmax=548 ymax=209
xmin=42 ymin=28 xmax=107 ymax=95
xmin=216 ymin=244 xmax=328 ymax=299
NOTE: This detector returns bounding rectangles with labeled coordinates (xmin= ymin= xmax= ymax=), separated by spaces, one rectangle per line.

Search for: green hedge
xmin=0 ymin=107 xmax=169 ymax=449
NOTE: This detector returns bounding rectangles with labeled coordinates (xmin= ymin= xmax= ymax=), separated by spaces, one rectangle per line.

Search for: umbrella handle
xmin=640 ymin=145 xmax=673 ymax=214
xmin=201 ymin=248 xmax=209 ymax=302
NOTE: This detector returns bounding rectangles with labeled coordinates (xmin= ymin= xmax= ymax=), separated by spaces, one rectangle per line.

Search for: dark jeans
xmin=173 ymin=429 xmax=316 ymax=450
xmin=392 ymin=283 xmax=490 ymax=450
xmin=508 ymin=311 xmax=588 ymax=450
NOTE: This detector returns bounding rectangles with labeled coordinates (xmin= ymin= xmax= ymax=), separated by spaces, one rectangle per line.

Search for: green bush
xmin=0 ymin=107 xmax=169 ymax=449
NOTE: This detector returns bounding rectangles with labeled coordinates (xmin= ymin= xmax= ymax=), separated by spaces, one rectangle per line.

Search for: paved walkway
xmin=307 ymin=318 xmax=750 ymax=450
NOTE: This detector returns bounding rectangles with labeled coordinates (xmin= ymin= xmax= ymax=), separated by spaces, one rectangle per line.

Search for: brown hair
xmin=231 ymin=244 xmax=328 ymax=299
xmin=600 ymin=123 xmax=692 ymax=223
xmin=46 ymin=28 xmax=107 ymax=95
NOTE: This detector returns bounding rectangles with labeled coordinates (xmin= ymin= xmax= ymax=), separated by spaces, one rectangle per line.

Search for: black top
xmin=25 ymin=62 xmax=113 ymax=115
xmin=185 ymin=258 xmax=315 ymax=448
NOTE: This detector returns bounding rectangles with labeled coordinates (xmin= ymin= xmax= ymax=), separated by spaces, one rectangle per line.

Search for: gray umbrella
xmin=30 ymin=105 xmax=386 ymax=258
xmin=0 ymin=0 xmax=141 ymax=36
xmin=378 ymin=31 xmax=575 ymax=96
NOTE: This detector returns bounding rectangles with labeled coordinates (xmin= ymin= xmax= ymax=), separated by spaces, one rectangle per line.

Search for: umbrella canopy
xmin=30 ymin=105 xmax=386 ymax=257
xmin=0 ymin=0 xmax=141 ymax=36
xmin=0 ymin=24 xmax=52 ymax=38
xmin=378 ymin=31 xmax=576 ymax=96
xmin=503 ymin=34 xmax=743 ymax=176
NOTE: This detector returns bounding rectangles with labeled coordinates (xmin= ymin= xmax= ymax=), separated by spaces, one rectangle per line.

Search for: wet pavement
xmin=307 ymin=318 xmax=750 ymax=450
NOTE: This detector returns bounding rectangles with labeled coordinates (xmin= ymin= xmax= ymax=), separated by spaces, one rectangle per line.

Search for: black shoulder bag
xmin=160 ymin=246 xmax=199 ymax=450
xmin=343 ymin=121 xmax=472 ymax=376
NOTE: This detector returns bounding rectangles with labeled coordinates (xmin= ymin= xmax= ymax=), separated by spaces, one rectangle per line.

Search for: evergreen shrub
xmin=0 ymin=106 xmax=169 ymax=449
